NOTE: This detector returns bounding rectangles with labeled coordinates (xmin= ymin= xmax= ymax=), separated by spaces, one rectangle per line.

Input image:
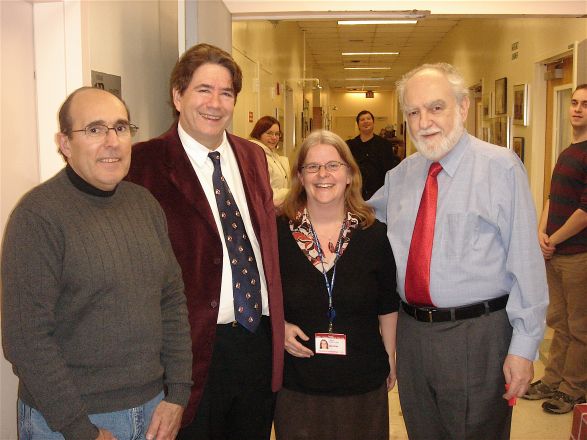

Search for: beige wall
xmin=32 ymin=0 xmax=179 ymax=183
xmin=232 ymin=20 xmax=307 ymax=158
xmin=329 ymin=91 xmax=397 ymax=140
xmin=419 ymin=17 xmax=587 ymax=208
xmin=84 ymin=0 xmax=178 ymax=142
xmin=1 ymin=3 xmax=39 ymax=438
xmin=195 ymin=0 xmax=232 ymax=52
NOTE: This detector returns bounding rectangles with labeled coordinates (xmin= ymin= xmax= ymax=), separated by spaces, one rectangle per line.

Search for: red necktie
xmin=405 ymin=162 xmax=443 ymax=306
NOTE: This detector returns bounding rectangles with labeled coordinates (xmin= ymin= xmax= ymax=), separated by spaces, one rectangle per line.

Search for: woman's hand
xmin=284 ymin=321 xmax=314 ymax=358
xmin=386 ymin=356 xmax=397 ymax=391
xmin=379 ymin=312 xmax=398 ymax=391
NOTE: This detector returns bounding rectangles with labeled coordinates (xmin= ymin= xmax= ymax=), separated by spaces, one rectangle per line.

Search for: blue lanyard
xmin=308 ymin=220 xmax=345 ymax=333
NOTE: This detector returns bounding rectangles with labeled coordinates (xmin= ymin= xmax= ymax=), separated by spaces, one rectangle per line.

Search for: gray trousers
xmin=397 ymin=307 xmax=513 ymax=440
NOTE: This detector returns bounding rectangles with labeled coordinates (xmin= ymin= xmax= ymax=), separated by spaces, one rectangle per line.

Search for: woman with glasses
xmin=274 ymin=129 xmax=399 ymax=440
xmin=249 ymin=116 xmax=290 ymax=206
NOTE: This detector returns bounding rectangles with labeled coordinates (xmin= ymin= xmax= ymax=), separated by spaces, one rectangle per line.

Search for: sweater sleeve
xmin=1 ymin=205 xmax=98 ymax=440
xmin=151 ymin=202 xmax=193 ymax=407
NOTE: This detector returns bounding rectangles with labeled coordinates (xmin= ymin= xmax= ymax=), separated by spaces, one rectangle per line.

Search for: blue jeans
xmin=18 ymin=391 xmax=164 ymax=440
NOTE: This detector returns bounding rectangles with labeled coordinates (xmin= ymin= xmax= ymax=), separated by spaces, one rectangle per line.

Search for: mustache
xmin=417 ymin=129 xmax=441 ymax=136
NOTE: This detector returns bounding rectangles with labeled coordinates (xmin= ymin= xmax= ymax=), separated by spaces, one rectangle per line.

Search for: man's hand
xmin=538 ymin=232 xmax=556 ymax=259
xmin=503 ymin=354 xmax=534 ymax=400
xmin=145 ymin=401 xmax=184 ymax=440
xmin=96 ymin=428 xmax=117 ymax=440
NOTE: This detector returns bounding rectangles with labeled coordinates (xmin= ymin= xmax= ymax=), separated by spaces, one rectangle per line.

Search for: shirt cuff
xmin=508 ymin=332 xmax=541 ymax=361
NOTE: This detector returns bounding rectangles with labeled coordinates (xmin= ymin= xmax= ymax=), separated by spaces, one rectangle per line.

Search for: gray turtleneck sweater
xmin=1 ymin=167 xmax=192 ymax=440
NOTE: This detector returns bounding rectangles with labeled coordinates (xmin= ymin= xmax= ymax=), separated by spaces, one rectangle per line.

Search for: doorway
xmin=543 ymin=56 xmax=573 ymax=205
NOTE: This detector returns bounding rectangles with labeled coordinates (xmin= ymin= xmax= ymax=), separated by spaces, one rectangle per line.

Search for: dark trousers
xmin=397 ymin=307 xmax=513 ymax=440
xmin=178 ymin=316 xmax=275 ymax=440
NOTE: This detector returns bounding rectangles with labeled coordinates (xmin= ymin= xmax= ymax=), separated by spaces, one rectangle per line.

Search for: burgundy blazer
xmin=126 ymin=125 xmax=284 ymax=425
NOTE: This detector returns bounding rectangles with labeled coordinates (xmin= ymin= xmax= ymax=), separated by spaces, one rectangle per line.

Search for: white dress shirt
xmin=369 ymin=132 xmax=549 ymax=360
xmin=178 ymin=123 xmax=270 ymax=323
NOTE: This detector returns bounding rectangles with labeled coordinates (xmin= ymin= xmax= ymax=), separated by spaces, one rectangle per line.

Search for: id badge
xmin=315 ymin=333 xmax=346 ymax=355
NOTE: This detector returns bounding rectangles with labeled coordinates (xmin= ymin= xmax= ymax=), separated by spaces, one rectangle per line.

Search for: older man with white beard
xmin=369 ymin=63 xmax=548 ymax=440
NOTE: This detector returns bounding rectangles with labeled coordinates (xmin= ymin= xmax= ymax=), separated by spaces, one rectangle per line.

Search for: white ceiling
xmin=225 ymin=1 xmax=587 ymax=17
xmin=298 ymin=18 xmax=461 ymax=91
xmin=226 ymin=1 xmax=586 ymax=92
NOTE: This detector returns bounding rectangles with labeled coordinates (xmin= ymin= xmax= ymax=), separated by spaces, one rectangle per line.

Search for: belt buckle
xmin=423 ymin=306 xmax=439 ymax=323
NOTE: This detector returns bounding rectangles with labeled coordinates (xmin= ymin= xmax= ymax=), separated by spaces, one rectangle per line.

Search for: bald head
xmin=59 ymin=87 xmax=130 ymax=137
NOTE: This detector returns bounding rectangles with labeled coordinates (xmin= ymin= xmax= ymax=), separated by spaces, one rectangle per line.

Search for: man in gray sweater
xmin=1 ymin=87 xmax=193 ymax=440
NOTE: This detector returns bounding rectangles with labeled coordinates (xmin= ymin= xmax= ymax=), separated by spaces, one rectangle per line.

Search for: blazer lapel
xmin=163 ymin=128 xmax=218 ymax=229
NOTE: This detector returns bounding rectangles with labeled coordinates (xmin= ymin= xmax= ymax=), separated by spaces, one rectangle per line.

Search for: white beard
xmin=410 ymin=110 xmax=464 ymax=161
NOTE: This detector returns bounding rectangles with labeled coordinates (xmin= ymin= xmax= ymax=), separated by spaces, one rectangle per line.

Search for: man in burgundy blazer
xmin=126 ymin=43 xmax=284 ymax=440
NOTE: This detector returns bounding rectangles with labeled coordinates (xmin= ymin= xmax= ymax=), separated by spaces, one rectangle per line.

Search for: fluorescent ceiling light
xmin=344 ymin=67 xmax=391 ymax=70
xmin=345 ymin=78 xmax=385 ymax=81
xmin=232 ymin=11 xmax=429 ymax=22
xmin=342 ymin=52 xmax=399 ymax=56
xmin=338 ymin=20 xmax=417 ymax=25
xmin=345 ymin=86 xmax=381 ymax=89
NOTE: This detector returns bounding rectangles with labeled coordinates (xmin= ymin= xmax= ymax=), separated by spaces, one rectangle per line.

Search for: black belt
xmin=217 ymin=315 xmax=270 ymax=329
xmin=401 ymin=295 xmax=509 ymax=323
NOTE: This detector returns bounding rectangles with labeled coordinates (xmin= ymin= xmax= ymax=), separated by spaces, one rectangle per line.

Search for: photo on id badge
xmin=315 ymin=333 xmax=346 ymax=355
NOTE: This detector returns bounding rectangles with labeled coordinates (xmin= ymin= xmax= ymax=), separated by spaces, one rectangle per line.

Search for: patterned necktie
xmin=208 ymin=151 xmax=262 ymax=332
xmin=405 ymin=162 xmax=443 ymax=307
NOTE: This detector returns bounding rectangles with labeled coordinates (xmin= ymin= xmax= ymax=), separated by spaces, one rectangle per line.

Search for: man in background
xmin=524 ymin=84 xmax=587 ymax=414
xmin=126 ymin=43 xmax=284 ymax=440
xmin=370 ymin=63 xmax=548 ymax=439
xmin=347 ymin=110 xmax=400 ymax=200
xmin=2 ymin=87 xmax=192 ymax=440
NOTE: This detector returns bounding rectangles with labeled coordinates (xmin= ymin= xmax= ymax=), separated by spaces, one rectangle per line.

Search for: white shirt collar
xmin=177 ymin=122 xmax=229 ymax=166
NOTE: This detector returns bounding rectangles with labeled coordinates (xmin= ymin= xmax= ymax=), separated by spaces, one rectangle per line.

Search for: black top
xmin=347 ymin=134 xmax=400 ymax=200
xmin=278 ymin=217 xmax=399 ymax=396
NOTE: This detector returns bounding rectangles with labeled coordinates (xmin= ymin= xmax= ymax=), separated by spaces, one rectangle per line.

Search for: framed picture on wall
xmin=482 ymin=93 xmax=491 ymax=120
xmin=476 ymin=102 xmax=483 ymax=138
xmin=495 ymin=77 xmax=507 ymax=115
xmin=482 ymin=126 xmax=491 ymax=143
xmin=512 ymin=136 xmax=525 ymax=162
xmin=490 ymin=116 xmax=510 ymax=148
xmin=513 ymin=84 xmax=529 ymax=126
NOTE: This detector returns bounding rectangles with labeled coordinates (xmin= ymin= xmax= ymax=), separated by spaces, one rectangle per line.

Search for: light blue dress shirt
xmin=369 ymin=132 xmax=548 ymax=360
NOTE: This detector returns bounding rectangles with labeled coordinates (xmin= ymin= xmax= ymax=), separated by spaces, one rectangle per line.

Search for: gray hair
xmin=396 ymin=62 xmax=468 ymax=113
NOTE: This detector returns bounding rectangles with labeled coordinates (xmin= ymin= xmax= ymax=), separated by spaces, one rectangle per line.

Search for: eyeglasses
xmin=71 ymin=123 xmax=139 ymax=138
xmin=301 ymin=161 xmax=348 ymax=173
xmin=264 ymin=131 xmax=282 ymax=138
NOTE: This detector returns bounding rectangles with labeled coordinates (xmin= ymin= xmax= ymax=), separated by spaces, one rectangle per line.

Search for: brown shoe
xmin=522 ymin=380 xmax=555 ymax=400
xmin=542 ymin=391 xmax=586 ymax=414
